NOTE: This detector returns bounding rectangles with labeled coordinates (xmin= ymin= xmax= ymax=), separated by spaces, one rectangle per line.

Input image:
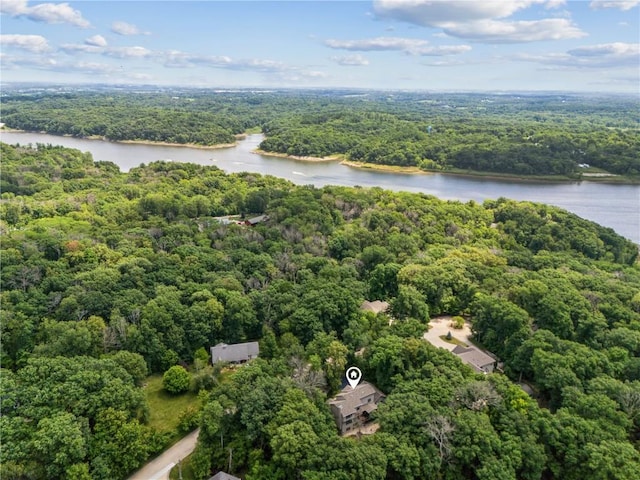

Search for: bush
xmin=177 ymin=406 xmax=201 ymax=434
xmin=162 ymin=365 xmax=191 ymax=394
xmin=451 ymin=316 xmax=465 ymax=329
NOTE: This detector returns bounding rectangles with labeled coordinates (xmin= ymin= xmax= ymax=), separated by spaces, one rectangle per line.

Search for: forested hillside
xmin=1 ymin=143 xmax=639 ymax=479
xmin=2 ymin=89 xmax=638 ymax=178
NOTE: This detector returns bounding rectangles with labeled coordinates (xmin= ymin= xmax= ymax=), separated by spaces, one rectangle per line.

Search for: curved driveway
xmin=128 ymin=429 xmax=199 ymax=480
xmin=423 ymin=316 xmax=473 ymax=351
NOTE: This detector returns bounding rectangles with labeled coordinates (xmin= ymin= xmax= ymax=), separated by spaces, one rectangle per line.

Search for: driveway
xmin=423 ymin=316 xmax=472 ymax=351
xmin=128 ymin=428 xmax=199 ymax=480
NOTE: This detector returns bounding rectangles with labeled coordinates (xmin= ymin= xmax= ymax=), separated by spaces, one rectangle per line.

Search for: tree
xmin=89 ymin=408 xmax=150 ymax=479
xmin=31 ymin=412 xmax=88 ymax=479
xmin=163 ymin=365 xmax=191 ymax=394
xmin=424 ymin=414 xmax=454 ymax=469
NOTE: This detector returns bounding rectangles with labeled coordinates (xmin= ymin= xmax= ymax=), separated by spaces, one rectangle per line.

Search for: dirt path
xmin=127 ymin=429 xmax=199 ymax=480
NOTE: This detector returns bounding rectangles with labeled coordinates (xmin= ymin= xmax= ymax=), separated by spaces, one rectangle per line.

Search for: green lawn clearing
xmin=144 ymin=374 xmax=200 ymax=437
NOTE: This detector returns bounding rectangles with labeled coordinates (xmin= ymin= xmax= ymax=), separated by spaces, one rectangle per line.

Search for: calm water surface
xmin=2 ymin=131 xmax=638 ymax=243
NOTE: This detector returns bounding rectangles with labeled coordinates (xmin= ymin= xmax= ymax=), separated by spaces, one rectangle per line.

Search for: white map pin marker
xmin=346 ymin=366 xmax=362 ymax=389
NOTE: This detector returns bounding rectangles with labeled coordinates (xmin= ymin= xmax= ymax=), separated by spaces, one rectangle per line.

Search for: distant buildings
xmin=210 ymin=341 xmax=259 ymax=365
xmin=452 ymin=345 xmax=496 ymax=374
xmin=328 ymin=381 xmax=385 ymax=435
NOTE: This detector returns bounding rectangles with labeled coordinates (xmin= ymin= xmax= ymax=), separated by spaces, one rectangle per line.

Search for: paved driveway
xmin=423 ymin=316 xmax=472 ymax=351
xmin=128 ymin=428 xmax=199 ymax=480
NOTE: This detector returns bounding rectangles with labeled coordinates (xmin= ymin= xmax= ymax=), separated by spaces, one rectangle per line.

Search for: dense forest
xmin=1 ymin=142 xmax=639 ymax=479
xmin=1 ymin=88 xmax=639 ymax=178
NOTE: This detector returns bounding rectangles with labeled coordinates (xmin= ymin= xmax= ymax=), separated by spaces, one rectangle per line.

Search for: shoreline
xmin=3 ymin=128 xmax=638 ymax=184
xmin=253 ymin=148 xmax=343 ymax=162
xmin=1 ymin=128 xmax=239 ymax=150
xmin=430 ymin=168 xmax=640 ymax=185
xmin=113 ymin=138 xmax=237 ymax=150
xmin=340 ymin=160 xmax=429 ymax=175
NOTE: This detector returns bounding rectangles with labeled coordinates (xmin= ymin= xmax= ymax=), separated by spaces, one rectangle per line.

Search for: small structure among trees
xmin=210 ymin=341 xmax=259 ymax=365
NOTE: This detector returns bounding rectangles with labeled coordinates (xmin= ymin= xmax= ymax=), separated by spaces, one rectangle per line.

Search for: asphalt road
xmin=127 ymin=428 xmax=200 ymax=480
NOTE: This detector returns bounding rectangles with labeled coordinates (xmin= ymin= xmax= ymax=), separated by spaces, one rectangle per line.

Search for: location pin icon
xmin=346 ymin=366 xmax=362 ymax=389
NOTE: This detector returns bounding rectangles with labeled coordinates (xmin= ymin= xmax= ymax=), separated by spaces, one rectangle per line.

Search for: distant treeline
xmin=2 ymin=89 xmax=639 ymax=177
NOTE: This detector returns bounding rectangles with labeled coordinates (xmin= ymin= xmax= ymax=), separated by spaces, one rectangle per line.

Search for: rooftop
xmin=452 ymin=345 xmax=495 ymax=372
xmin=211 ymin=341 xmax=259 ymax=363
xmin=328 ymin=381 xmax=384 ymax=417
xmin=360 ymin=300 xmax=389 ymax=315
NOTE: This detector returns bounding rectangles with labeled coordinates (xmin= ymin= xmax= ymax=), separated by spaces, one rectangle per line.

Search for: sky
xmin=1 ymin=0 xmax=639 ymax=92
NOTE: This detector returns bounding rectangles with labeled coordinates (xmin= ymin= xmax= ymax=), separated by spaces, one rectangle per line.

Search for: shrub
xmin=451 ymin=316 xmax=465 ymax=329
xmin=162 ymin=365 xmax=191 ymax=394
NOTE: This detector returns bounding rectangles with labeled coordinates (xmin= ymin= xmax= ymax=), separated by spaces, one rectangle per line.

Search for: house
xmin=210 ymin=341 xmax=259 ymax=365
xmin=328 ymin=381 xmax=385 ymax=435
xmin=360 ymin=300 xmax=389 ymax=315
xmin=452 ymin=345 xmax=496 ymax=374
xmin=244 ymin=214 xmax=268 ymax=226
xmin=208 ymin=472 xmax=241 ymax=480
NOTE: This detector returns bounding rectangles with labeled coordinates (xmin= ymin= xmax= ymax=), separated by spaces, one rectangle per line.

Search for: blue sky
xmin=1 ymin=0 xmax=638 ymax=92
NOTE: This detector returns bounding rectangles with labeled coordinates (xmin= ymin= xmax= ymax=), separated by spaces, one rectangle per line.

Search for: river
xmin=1 ymin=131 xmax=638 ymax=243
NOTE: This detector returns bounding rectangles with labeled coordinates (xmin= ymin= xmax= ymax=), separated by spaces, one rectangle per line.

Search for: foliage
xmin=2 ymin=90 xmax=638 ymax=178
xmin=163 ymin=366 xmax=192 ymax=394
xmin=1 ymin=139 xmax=639 ymax=479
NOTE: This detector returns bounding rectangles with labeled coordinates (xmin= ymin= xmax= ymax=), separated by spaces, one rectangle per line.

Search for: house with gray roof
xmin=208 ymin=472 xmax=240 ymax=480
xmin=452 ymin=345 xmax=496 ymax=373
xmin=360 ymin=300 xmax=390 ymax=315
xmin=210 ymin=341 xmax=259 ymax=365
xmin=328 ymin=381 xmax=385 ymax=435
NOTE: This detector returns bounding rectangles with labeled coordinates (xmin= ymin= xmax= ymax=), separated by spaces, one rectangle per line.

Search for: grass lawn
xmin=439 ymin=335 xmax=469 ymax=348
xmin=144 ymin=374 xmax=200 ymax=438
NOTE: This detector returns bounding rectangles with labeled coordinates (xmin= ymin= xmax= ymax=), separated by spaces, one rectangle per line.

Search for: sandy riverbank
xmin=340 ymin=160 xmax=429 ymax=174
xmin=253 ymin=149 xmax=343 ymax=162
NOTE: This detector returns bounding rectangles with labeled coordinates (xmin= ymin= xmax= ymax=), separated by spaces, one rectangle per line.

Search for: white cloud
xmin=331 ymin=54 xmax=370 ymax=66
xmin=443 ymin=18 xmax=585 ymax=43
xmin=516 ymin=42 xmax=640 ymax=68
xmin=325 ymin=36 xmax=471 ymax=55
xmin=545 ymin=0 xmax=567 ymax=8
xmin=85 ymin=35 xmax=107 ymax=47
xmin=111 ymin=21 xmax=149 ymax=36
xmin=0 ymin=34 xmax=50 ymax=52
xmin=374 ymin=0 xmax=552 ymax=24
xmin=60 ymin=43 xmax=102 ymax=54
xmin=163 ymin=50 xmax=295 ymax=73
xmin=104 ymin=46 xmax=152 ymax=59
xmin=0 ymin=0 xmax=90 ymax=28
xmin=373 ymin=0 xmax=585 ymax=43
xmin=60 ymin=43 xmax=151 ymax=59
xmin=590 ymin=1 xmax=640 ymax=10
xmin=568 ymin=42 xmax=639 ymax=59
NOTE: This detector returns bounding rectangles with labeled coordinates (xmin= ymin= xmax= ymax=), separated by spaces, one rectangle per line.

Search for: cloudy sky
xmin=1 ymin=0 xmax=638 ymax=92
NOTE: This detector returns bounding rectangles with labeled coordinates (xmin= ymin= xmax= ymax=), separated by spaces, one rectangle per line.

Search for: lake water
xmin=2 ymin=131 xmax=638 ymax=243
